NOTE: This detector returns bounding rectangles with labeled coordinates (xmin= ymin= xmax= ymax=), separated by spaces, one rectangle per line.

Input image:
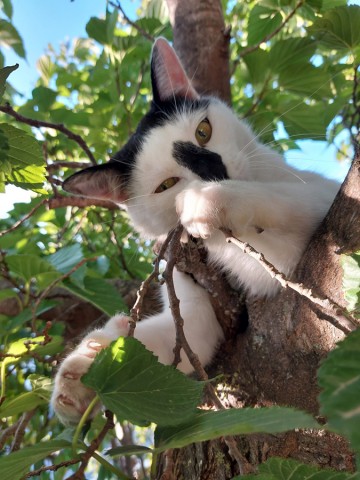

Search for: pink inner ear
xmin=64 ymin=168 xmax=128 ymax=205
xmin=153 ymin=38 xmax=199 ymax=101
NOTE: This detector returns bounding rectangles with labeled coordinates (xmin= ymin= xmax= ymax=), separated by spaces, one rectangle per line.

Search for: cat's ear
xmin=63 ymin=163 xmax=128 ymax=204
xmin=151 ymin=37 xmax=199 ymax=103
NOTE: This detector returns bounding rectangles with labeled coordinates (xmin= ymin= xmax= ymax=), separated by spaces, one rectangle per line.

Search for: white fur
xmin=51 ymin=271 xmax=223 ymax=424
xmin=126 ymin=98 xmax=339 ymax=296
xmin=52 ymin=96 xmax=339 ymax=424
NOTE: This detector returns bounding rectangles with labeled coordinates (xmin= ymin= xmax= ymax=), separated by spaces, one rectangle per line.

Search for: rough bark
xmin=166 ymin=0 xmax=232 ymax=104
xmin=155 ymin=1 xmax=360 ymax=478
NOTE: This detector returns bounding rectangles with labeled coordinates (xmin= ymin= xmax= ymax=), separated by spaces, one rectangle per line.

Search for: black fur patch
xmin=172 ymin=141 xmax=228 ymax=181
xmin=109 ymin=97 xmax=211 ymax=181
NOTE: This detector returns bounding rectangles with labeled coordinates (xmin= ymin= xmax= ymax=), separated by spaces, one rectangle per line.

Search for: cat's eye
xmin=195 ymin=118 xmax=212 ymax=146
xmin=154 ymin=177 xmax=180 ymax=194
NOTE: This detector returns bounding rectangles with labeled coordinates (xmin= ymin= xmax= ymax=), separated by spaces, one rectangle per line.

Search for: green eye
xmin=154 ymin=177 xmax=180 ymax=194
xmin=195 ymin=118 xmax=212 ymax=146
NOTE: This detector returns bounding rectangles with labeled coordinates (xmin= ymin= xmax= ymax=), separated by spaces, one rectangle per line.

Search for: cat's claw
xmin=51 ymin=315 xmax=131 ymax=425
xmin=176 ymin=181 xmax=222 ymax=239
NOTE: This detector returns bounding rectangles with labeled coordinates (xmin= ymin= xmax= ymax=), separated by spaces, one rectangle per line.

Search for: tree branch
xmin=220 ymin=228 xmax=358 ymax=334
xmin=47 ymin=161 xmax=92 ymax=171
xmin=109 ymin=1 xmax=155 ymax=42
xmin=0 ymin=199 xmax=48 ymax=238
xmin=234 ymin=0 xmax=304 ymax=61
xmin=0 ymin=103 xmax=97 ymax=165
xmin=48 ymin=195 xmax=119 ymax=210
xmin=24 ymin=458 xmax=81 ymax=478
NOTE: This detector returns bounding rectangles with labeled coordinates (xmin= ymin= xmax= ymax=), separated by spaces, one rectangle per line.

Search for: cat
xmin=51 ymin=38 xmax=339 ymax=424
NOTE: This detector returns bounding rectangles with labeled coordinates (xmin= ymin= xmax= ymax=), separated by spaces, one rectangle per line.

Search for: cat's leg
xmin=175 ymin=178 xmax=339 ymax=296
xmin=51 ymin=270 xmax=223 ymax=424
xmin=51 ymin=314 xmax=130 ymax=425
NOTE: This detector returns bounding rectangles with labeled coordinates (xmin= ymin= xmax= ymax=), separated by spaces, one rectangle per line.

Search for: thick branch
xmin=48 ymin=195 xmax=119 ymax=210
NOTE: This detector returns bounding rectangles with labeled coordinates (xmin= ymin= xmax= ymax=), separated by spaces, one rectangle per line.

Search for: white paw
xmin=51 ymin=314 xmax=131 ymax=425
xmin=176 ymin=181 xmax=223 ymax=239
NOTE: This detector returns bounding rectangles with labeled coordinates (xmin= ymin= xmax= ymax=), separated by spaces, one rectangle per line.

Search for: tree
xmin=0 ymin=1 xmax=359 ymax=479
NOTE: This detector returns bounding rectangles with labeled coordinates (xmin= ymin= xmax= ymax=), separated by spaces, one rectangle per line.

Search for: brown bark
xmin=166 ymin=0 xmax=232 ymax=104
xmin=155 ymin=1 xmax=360 ymax=478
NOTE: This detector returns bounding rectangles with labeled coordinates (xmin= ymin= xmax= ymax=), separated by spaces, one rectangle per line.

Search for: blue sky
xmin=0 ymin=0 xmax=355 ymax=216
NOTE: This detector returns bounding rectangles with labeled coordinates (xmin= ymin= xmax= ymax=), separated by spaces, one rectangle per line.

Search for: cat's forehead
xmin=140 ymin=97 xmax=211 ymax=133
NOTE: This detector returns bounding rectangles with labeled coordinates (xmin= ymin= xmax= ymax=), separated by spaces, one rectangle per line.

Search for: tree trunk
xmin=157 ymin=1 xmax=360 ymax=478
xmin=166 ymin=0 xmax=232 ymax=104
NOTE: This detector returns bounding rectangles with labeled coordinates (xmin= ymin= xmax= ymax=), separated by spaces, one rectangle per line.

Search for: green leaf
xmin=278 ymin=101 xmax=327 ymax=140
xmin=341 ymin=253 xmax=360 ymax=314
xmin=278 ymin=65 xmax=331 ymax=99
xmin=31 ymin=85 xmax=57 ymax=111
xmin=0 ymin=390 xmax=47 ymax=418
xmin=239 ymin=457 xmax=360 ymax=479
xmin=63 ymin=276 xmax=127 ymax=316
xmin=0 ymin=439 xmax=72 ymax=480
xmin=2 ymin=335 xmax=63 ymax=366
xmin=308 ymin=5 xmax=360 ymax=51
xmin=106 ymin=445 xmax=153 ymax=457
xmin=155 ymin=406 xmax=319 ymax=451
xmin=0 ymin=123 xmax=46 ymax=192
xmin=318 ymin=328 xmax=360 ymax=453
xmin=28 ymin=373 xmax=53 ymax=401
xmin=0 ymin=63 xmax=18 ymax=100
xmin=0 ymin=0 xmax=13 ymax=19
xmin=268 ymin=38 xmax=316 ymax=73
xmin=48 ymin=243 xmax=84 ymax=274
xmin=247 ymin=5 xmax=282 ymax=46
xmin=82 ymin=337 xmax=204 ymax=426
xmin=243 ymin=50 xmax=270 ymax=85
xmin=86 ymin=17 xmax=109 ymax=45
xmin=5 ymin=253 xmax=59 ymax=285
xmin=0 ymin=19 xmax=26 ymax=58
xmin=36 ymin=54 xmax=56 ymax=86
xmin=320 ymin=0 xmax=347 ymax=11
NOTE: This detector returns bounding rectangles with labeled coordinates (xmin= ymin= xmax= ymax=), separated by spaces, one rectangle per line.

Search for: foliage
xmin=0 ymin=0 xmax=359 ymax=478
xmin=238 ymin=457 xmax=360 ymax=479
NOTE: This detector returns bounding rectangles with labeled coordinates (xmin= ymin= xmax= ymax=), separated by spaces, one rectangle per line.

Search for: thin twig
xmin=67 ymin=410 xmax=115 ymax=480
xmin=128 ymin=230 xmax=174 ymax=336
xmin=109 ymin=0 xmax=155 ymax=42
xmin=0 ymin=199 xmax=48 ymax=237
xmin=162 ymin=224 xmax=253 ymax=474
xmin=24 ymin=458 xmax=81 ymax=478
xmin=0 ymin=103 xmax=97 ymax=165
xmin=163 ymin=224 xmax=209 ymax=378
xmin=10 ymin=409 xmax=36 ymax=452
xmin=0 ymin=417 xmax=23 ymax=450
xmin=234 ymin=0 xmax=304 ymax=62
xmin=220 ymin=228 xmax=358 ymax=333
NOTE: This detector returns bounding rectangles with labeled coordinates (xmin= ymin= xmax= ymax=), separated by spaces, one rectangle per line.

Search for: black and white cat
xmin=51 ymin=38 xmax=339 ymax=424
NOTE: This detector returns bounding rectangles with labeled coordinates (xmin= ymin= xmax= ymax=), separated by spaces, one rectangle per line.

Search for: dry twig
xmin=220 ymin=228 xmax=358 ymax=333
xmin=109 ymin=0 xmax=155 ymax=41
xmin=162 ymin=224 xmax=253 ymax=474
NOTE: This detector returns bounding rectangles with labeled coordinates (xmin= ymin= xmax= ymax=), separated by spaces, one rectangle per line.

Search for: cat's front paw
xmin=51 ymin=315 xmax=130 ymax=425
xmin=176 ymin=181 xmax=223 ymax=239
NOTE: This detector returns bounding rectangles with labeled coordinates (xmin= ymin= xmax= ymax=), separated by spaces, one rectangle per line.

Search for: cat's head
xmin=63 ymin=38 xmax=255 ymax=238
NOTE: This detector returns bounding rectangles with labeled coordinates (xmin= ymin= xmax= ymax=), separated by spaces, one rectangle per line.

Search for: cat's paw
xmin=51 ymin=314 xmax=131 ymax=425
xmin=176 ymin=181 xmax=223 ymax=239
